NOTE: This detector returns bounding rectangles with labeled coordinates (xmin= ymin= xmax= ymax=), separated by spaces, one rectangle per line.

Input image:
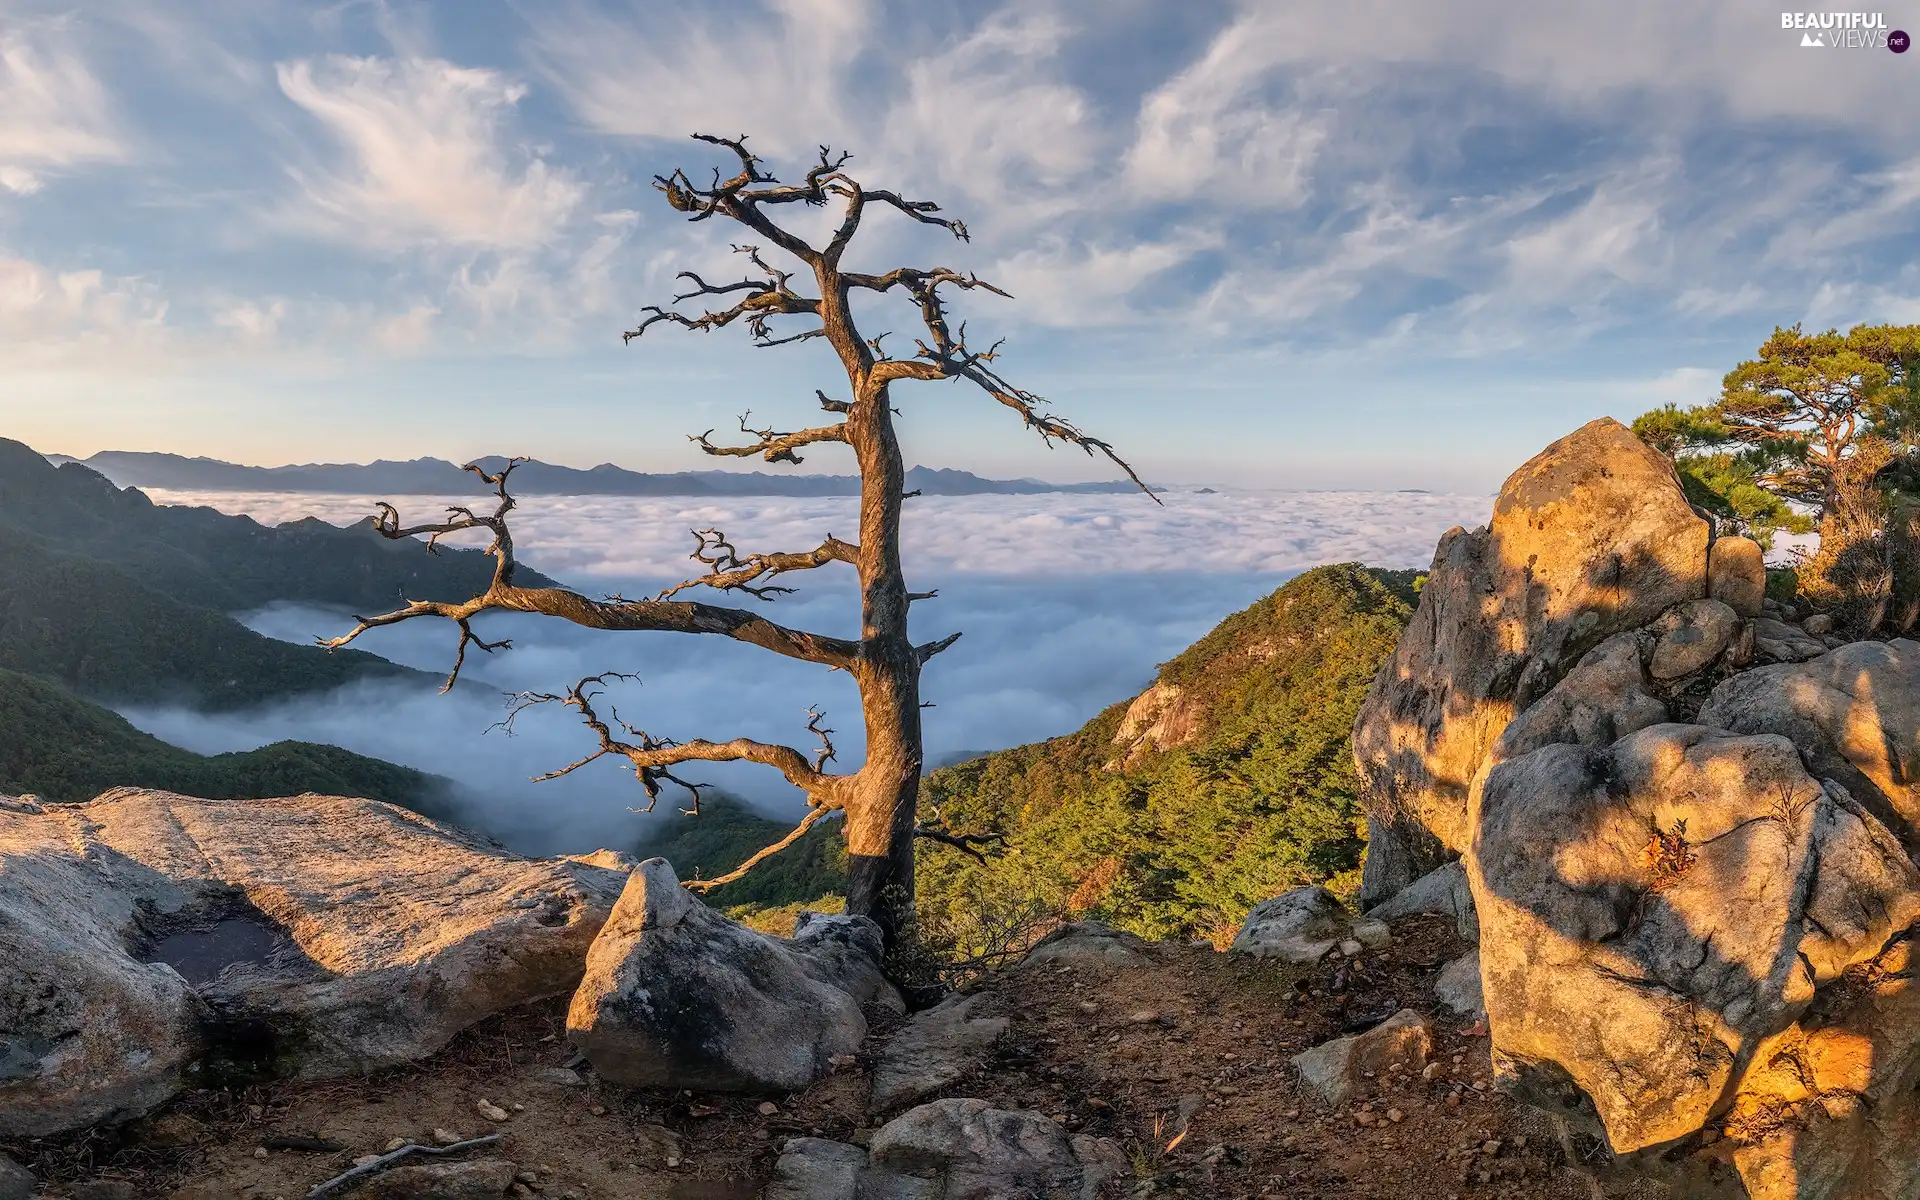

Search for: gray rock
xmin=1434 ymin=950 xmax=1484 ymax=1019
xmin=1352 ymin=418 xmax=1709 ymax=902
xmin=68 ymin=1183 xmax=135 ymax=1200
xmin=1230 ymin=886 xmax=1355 ymax=961
xmin=0 ymin=1154 xmax=35 ymax=1200
xmin=1367 ymin=860 xmax=1479 ymax=942
xmin=1647 ymin=598 xmax=1739 ymax=680
xmin=870 ymin=993 xmax=1008 ymax=1111
xmin=1749 ymin=616 xmax=1829 ymax=663
xmin=1699 ymin=639 xmax=1920 ymax=850
xmin=867 ymin=1098 xmax=1095 ymax=1200
xmin=1804 ymin=613 xmax=1836 ymax=635
xmin=1489 ymin=632 xmax=1668 ymax=766
xmin=1291 ymin=1009 xmax=1432 ymax=1106
xmin=766 ymin=1138 xmax=872 ymax=1200
xmin=567 ymin=858 xmax=866 ymax=1091
xmin=769 ymin=1100 xmax=1120 ymax=1200
xmin=1020 ymin=920 xmax=1152 ymax=968
xmin=1 ymin=789 xmax=628 ymax=1137
xmin=358 ymin=1157 xmax=519 ymax=1199
xmin=1706 ymin=535 xmax=1767 ymax=617
xmin=792 ymin=911 xmax=905 ymax=1015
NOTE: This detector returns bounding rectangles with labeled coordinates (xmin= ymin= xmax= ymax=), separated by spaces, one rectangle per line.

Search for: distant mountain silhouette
xmin=0 ymin=437 xmax=557 ymax=709
xmin=55 ymin=451 xmax=1147 ymax=497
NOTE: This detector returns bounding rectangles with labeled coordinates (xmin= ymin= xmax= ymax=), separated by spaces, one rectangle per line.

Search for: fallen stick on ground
xmin=304 ymin=1134 xmax=504 ymax=1198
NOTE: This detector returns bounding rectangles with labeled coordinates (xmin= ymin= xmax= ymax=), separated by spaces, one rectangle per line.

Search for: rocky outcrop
xmin=1352 ymin=418 xmax=1710 ymax=902
xmin=1230 ymin=886 xmax=1388 ymax=961
xmin=1349 ymin=418 xmax=1920 ymax=1197
xmin=1292 ymin=1009 xmax=1432 ymax=1106
xmin=1700 ymin=638 xmax=1920 ymax=849
xmin=567 ymin=858 xmax=870 ymax=1092
xmin=869 ymin=993 xmax=1008 ymax=1112
xmin=1110 ymin=682 xmax=1206 ymax=766
xmin=767 ymin=1098 xmax=1127 ymax=1200
xmin=1 ymin=789 xmax=626 ymax=1137
xmin=0 ymin=1154 xmax=37 ymax=1200
xmin=1472 ymin=724 xmax=1920 ymax=1191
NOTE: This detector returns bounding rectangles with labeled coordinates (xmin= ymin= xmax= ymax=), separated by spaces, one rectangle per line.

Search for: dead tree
xmin=322 ymin=134 xmax=1148 ymax=946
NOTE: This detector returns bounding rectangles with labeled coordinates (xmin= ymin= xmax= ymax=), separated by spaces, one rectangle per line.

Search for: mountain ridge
xmin=52 ymin=450 xmax=1148 ymax=497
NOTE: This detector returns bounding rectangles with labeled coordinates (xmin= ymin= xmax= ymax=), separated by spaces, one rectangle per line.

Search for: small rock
xmin=529 ymin=1066 xmax=586 ymax=1088
xmin=432 ymin=1128 xmax=465 ymax=1146
xmin=254 ymin=1148 xmax=269 ymax=1159
xmin=1339 ymin=938 xmax=1364 ymax=957
xmin=1483 ymin=1140 xmax=1502 ymax=1156
xmin=353 ymin=1154 xmax=381 ymax=1166
xmin=0 ymin=1155 xmax=34 ymax=1200
xmin=477 ymin=1100 xmax=509 ymax=1123
xmin=1127 ymin=1009 xmax=1159 ymax=1024
xmin=1293 ymin=1010 xmax=1433 ymax=1107
xmin=758 ymin=1101 xmax=781 ymax=1116
xmin=358 ymin=1158 xmax=520 ymax=1200
xmin=1803 ymin=613 xmax=1834 ymax=635
xmin=385 ymin=1137 xmax=409 ymax=1151
xmin=1387 ymin=1108 xmax=1404 ymax=1123
xmin=1350 ymin=919 xmax=1391 ymax=950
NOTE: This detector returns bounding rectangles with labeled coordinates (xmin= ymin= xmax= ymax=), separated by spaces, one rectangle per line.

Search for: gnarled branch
xmin=691 ymin=410 xmax=848 ymax=464
xmin=656 ymin=529 xmax=858 ymax=600
xmin=498 ymin=673 xmax=846 ymax=813
xmin=320 ymin=468 xmax=860 ymax=684
xmin=913 ymin=808 xmax=1007 ymax=865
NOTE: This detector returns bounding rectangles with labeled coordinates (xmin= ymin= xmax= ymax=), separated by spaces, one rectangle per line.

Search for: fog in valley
xmin=118 ymin=489 xmax=1491 ymax=855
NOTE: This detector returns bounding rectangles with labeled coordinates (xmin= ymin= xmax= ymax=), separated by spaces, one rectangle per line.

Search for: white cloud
xmin=1121 ymin=14 xmax=1329 ymax=206
xmin=275 ymin=54 xmax=584 ymax=250
xmin=0 ymin=27 xmax=127 ymax=194
xmin=0 ymin=255 xmax=167 ymax=357
xmin=525 ymin=0 xmax=873 ymax=156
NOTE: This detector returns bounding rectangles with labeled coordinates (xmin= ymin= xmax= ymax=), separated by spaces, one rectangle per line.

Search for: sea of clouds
xmin=122 ymin=488 xmax=1491 ymax=854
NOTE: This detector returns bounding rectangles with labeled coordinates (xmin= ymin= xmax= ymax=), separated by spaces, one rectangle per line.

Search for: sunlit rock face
xmin=1354 ymin=416 xmax=1920 ymax=1199
xmin=1352 ymin=418 xmax=1710 ymax=903
xmin=0 ymin=788 xmax=628 ymax=1137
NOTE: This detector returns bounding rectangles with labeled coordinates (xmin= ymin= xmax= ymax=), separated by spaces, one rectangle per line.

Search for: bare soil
xmin=4 ymin=914 xmax=1598 ymax=1199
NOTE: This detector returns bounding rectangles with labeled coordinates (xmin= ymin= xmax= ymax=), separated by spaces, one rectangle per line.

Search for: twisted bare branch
xmin=320 ymin=469 xmax=860 ymax=685
xmin=499 ymin=674 xmax=847 ymax=814
xmin=684 ymin=805 xmax=835 ymax=893
xmin=913 ymin=808 xmax=1008 ymax=865
xmin=691 ymin=410 xmax=848 ymax=464
xmin=656 ymin=529 xmax=858 ymax=600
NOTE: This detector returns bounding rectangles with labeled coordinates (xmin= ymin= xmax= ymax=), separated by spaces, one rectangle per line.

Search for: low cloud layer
xmin=118 ymin=489 xmax=1491 ymax=854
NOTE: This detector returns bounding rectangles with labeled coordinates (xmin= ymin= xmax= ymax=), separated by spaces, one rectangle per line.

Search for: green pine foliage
xmin=917 ymin=564 xmax=1414 ymax=949
xmin=0 ymin=666 xmax=460 ymax=816
xmin=634 ymin=795 xmax=848 ymax=906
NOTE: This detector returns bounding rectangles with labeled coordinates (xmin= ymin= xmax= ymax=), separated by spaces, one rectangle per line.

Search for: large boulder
xmin=1 ymin=789 xmax=626 ymax=1137
xmin=768 ymin=1098 xmax=1127 ymax=1200
xmin=1353 ymin=418 xmax=1709 ymax=902
xmin=1469 ymin=724 xmax=1920 ymax=1168
xmin=1700 ymin=638 xmax=1920 ymax=850
xmin=1707 ymin=535 xmax=1767 ymax=617
xmin=567 ymin=858 xmax=868 ymax=1091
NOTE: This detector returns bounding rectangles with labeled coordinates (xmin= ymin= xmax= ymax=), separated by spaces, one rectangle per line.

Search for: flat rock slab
xmin=1 ymin=788 xmax=629 ymax=1137
xmin=769 ymin=1098 xmax=1127 ymax=1200
xmin=870 ymin=993 xmax=1009 ymax=1112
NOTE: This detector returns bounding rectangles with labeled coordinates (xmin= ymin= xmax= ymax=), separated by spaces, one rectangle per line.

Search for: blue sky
xmin=1 ymin=1 xmax=1917 ymax=490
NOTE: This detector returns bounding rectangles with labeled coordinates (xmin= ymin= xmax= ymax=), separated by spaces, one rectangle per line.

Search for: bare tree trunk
xmin=1806 ymin=438 xmax=1894 ymax=630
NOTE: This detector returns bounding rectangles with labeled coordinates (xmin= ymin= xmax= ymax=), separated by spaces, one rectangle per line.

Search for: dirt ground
xmin=4 ymin=914 xmax=1599 ymax=1199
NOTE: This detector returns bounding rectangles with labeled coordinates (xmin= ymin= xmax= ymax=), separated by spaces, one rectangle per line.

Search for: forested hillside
xmin=0 ymin=667 xmax=460 ymax=816
xmin=644 ymin=565 xmax=1420 ymax=948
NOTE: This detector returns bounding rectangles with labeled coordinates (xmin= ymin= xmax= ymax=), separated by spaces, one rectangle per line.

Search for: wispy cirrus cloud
xmin=0 ymin=23 xmax=127 ymax=195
